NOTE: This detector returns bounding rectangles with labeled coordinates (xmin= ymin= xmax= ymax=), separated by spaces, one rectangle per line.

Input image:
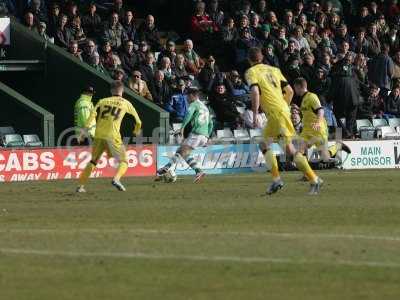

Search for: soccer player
xmin=157 ymin=87 xmax=213 ymax=183
xmin=293 ymin=77 xmax=351 ymax=165
xmin=76 ymin=80 xmax=142 ymax=192
xmin=245 ymin=47 xmax=323 ymax=195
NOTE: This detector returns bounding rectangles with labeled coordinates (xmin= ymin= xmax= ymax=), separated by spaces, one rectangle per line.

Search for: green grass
xmin=1 ymin=170 xmax=400 ymax=300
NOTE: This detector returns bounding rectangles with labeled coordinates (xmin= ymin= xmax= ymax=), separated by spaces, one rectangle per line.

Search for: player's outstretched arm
xmin=127 ymin=104 xmax=142 ymax=136
xmin=282 ymin=84 xmax=294 ymax=105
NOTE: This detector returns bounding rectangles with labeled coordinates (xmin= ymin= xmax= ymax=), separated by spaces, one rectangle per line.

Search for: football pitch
xmin=1 ymin=170 xmax=400 ymax=300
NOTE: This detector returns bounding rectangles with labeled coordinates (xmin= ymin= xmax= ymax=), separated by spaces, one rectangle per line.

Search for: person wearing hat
xmin=74 ymin=86 xmax=96 ymax=144
xmin=37 ymin=21 xmax=53 ymax=43
xmin=263 ymin=43 xmax=279 ymax=68
xmin=157 ymin=87 xmax=213 ymax=183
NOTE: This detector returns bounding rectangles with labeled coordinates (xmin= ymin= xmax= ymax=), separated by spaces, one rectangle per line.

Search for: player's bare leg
xmin=286 ymin=142 xmax=323 ymax=195
xmin=261 ymin=138 xmax=284 ymax=195
xmin=157 ymin=145 xmax=205 ymax=183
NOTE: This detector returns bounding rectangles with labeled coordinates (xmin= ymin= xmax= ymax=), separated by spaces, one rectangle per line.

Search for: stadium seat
xmin=236 ymin=106 xmax=245 ymax=115
xmin=249 ymin=128 xmax=263 ymax=143
xmin=372 ymin=118 xmax=388 ymax=128
xmin=0 ymin=126 xmax=15 ymax=137
xmin=215 ymin=128 xmax=235 ymax=143
xmin=23 ymin=134 xmax=43 ymax=147
xmin=1 ymin=134 xmax=25 ymax=148
xmin=356 ymin=119 xmax=375 ymax=140
xmin=233 ymin=129 xmax=250 ymax=143
xmin=388 ymin=118 xmax=400 ymax=130
xmin=378 ymin=126 xmax=400 ymax=139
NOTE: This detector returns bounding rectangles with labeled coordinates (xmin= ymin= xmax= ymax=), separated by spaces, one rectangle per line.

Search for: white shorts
xmin=182 ymin=134 xmax=208 ymax=149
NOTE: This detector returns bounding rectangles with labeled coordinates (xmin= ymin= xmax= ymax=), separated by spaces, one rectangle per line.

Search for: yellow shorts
xmin=91 ymin=138 xmax=127 ymax=164
xmin=264 ymin=110 xmax=296 ymax=144
xmin=300 ymin=128 xmax=328 ymax=148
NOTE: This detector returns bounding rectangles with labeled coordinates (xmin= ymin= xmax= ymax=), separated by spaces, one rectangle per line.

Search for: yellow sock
xmin=79 ymin=163 xmax=95 ymax=185
xmin=114 ymin=161 xmax=128 ymax=181
xmin=328 ymin=144 xmax=338 ymax=157
xmin=294 ymin=152 xmax=318 ymax=183
xmin=264 ymin=149 xmax=280 ymax=180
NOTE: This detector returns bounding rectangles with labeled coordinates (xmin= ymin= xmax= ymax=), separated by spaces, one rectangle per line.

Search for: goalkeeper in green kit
xmin=157 ymin=87 xmax=213 ymax=183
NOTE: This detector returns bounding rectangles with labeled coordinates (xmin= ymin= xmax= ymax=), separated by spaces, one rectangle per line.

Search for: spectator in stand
xmin=106 ymin=54 xmax=123 ymax=76
xmin=182 ymin=39 xmax=202 ymax=75
xmin=258 ymin=24 xmax=272 ymax=45
xmin=234 ymin=28 xmax=259 ymax=67
xmin=282 ymin=39 xmax=300 ymax=64
xmin=209 ymin=83 xmax=241 ymax=128
xmin=305 ymin=22 xmax=320 ymax=51
xmin=128 ymin=70 xmax=153 ymax=101
xmin=198 ymin=55 xmax=220 ymax=90
xmin=23 ymin=12 xmax=36 ymax=31
xmin=291 ymin=26 xmax=310 ymax=52
xmin=366 ymin=22 xmax=381 ymax=57
xmin=272 ymin=26 xmax=288 ymax=57
xmin=172 ymin=54 xmax=189 ymax=79
xmin=376 ymin=14 xmax=389 ymax=38
xmin=82 ymin=39 xmax=97 ymax=64
xmin=119 ymin=40 xmax=138 ymax=76
xmin=383 ymin=26 xmax=400 ymax=54
xmin=282 ymin=10 xmax=296 ymax=34
xmin=328 ymin=12 xmax=341 ymax=33
xmin=237 ymin=14 xmax=250 ymax=32
xmin=111 ymin=68 xmax=127 ymax=83
xmin=122 ymin=10 xmax=137 ymax=43
xmin=255 ymin=0 xmax=269 ymax=23
xmin=81 ymin=2 xmax=102 ymax=39
xmin=329 ymin=56 xmax=362 ymax=138
xmin=103 ymin=12 xmax=126 ymax=51
xmin=165 ymin=79 xmax=189 ymax=123
xmin=392 ymin=50 xmax=400 ymax=82
xmin=243 ymin=105 xmax=267 ymax=129
xmin=55 ymin=14 xmax=70 ymax=48
xmin=263 ymin=44 xmax=279 ymax=68
xmin=334 ymin=24 xmax=355 ymax=52
xmin=158 ymin=40 xmax=177 ymax=68
xmin=112 ymin=0 xmax=125 ymax=20
xmin=249 ymin=13 xmax=263 ymax=41
xmin=66 ymin=1 xmax=79 ymax=23
xmin=309 ymin=65 xmax=331 ymax=104
xmin=267 ymin=11 xmax=280 ymax=32
xmin=385 ymin=85 xmax=400 ymax=117
xmin=297 ymin=13 xmax=308 ymax=31
xmin=306 ymin=2 xmax=320 ymax=22
xmin=315 ymin=11 xmax=328 ymax=30
xmin=68 ymin=40 xmax=82 ymax=61
xmin=136 ymin=40 xmax=149 ymax=64
xmin=284 ymin=55 xmax=302 ymax=85
xmin=99 ymin=40 xmax=115 ymax=70
xmin=355 ymin=6 xmax=372 ymax=28
xmin=358 ymin=84 xmax=384 ymax=119
xmin=67 ymin=16 xmax=86 ymax=46
xmin=151 ymin=70 xmax=171 ymax=107
xmin=229 ymin=70 xmax=249 ymax=96
xmin=26 ymin=0 xmax=47 ymax=24
xmin=139 ymin=51 xmax=157 ymax=92
xmin=37 ymin=22 xmax=53 ymax=43
xmin=159 ymin=57 xmax=174 ymax=83
xmin=290 ymin=104 xmax=303 ymax=134
xmin=138 ymin=15 xmax=161 ymax=52
xmin=336 ymin=40 xmax=354 ymax=61
xmin=220 ymin=17 xmax=238 ymax=43
xmin=353 ymin=53 xmax=368 ymax=85
xmin=354 ymin=27 xmax=370 ymax=56
xmin=208 ymin=0 xmax=224 ymax=28
xmin=88 ymin=52 xmax=106 ymax=73
xmin=369 ymin=1 xmax=380 ymax=21
xmin=300 ymin=53 xmax=315 ymax=84
xmin=47 ymin=3 xmax=60 ymax=38
xmin=319 ymin=28 xmax=337 ymax=55
xmin=368 ymin=44 xmax=394 ymax=92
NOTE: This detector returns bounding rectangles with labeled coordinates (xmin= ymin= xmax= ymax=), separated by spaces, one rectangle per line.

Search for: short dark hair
xmin=248 ymin=47 xmax=263 ymax=63
xmin=110 ymin=80 xmax=124 ymax=92
xmin=187 ymin=87 xmax=200 ymax=96
xmin=293 ymin=77 xmax=308 ymax=88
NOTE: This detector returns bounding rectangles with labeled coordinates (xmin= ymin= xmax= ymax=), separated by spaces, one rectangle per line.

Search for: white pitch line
xmin=1 ymin=228 xmax=400 ymax=242
xmin=1 ymin=247 xmax=400 ymax=269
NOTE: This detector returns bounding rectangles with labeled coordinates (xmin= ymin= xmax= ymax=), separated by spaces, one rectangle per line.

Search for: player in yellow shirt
xmin=245 ymin=47 xmax=322 ymax=195
xmin=293 ymin=78 xmax=351 ymax=166
xmin=76 ymin=81 xmax=142 ymax=193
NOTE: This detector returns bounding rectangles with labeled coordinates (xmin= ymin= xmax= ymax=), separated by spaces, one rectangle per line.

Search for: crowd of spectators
xmin=4 ymin=0 xmax=400 ymax=138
